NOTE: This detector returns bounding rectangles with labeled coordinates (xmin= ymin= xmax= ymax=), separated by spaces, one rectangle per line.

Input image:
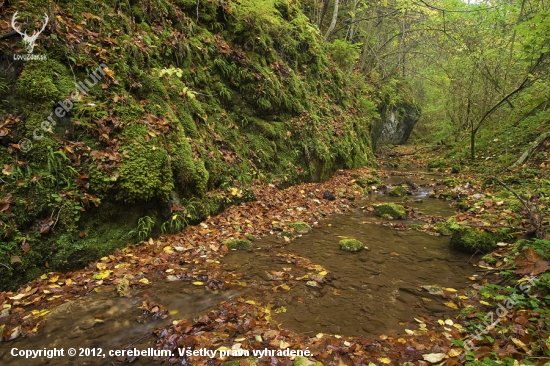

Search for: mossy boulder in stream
xmin=339 ymin=239 xmax=364 ymax=252
xmin=442 ymin=218 xmax=513 ymax=252
xmin=225 ymin=239 xmax=253 ymax=250
xmin=353 ymin=175 xmax=381 ymax=188
xmin=290 ymin=221 xmax=312 ymax=234
xmin=388 ymin=185 xmax=407 ymax=197
xmin=373 ymin=203 xmax=407 ymax=219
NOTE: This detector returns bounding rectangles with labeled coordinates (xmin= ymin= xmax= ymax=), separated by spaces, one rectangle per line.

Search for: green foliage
xmin=326 ymin=40 xmax=361 ymax=72
xmin=130 ymin=216 xmax=155 ymax=241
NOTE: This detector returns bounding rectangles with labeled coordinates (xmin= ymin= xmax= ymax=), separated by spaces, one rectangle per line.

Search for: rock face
xmin=372 ymin=102 xmax=420 ymax=148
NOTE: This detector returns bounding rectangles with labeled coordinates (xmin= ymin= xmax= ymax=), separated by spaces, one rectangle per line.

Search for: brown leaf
xmin=532 ymin=260 xmax=550 ymax=275
xmin=524 ymin=247 xmax=541 ymax=262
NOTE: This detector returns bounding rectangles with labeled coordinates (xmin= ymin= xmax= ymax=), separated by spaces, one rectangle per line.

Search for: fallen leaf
xmin=444 ymin=301 xmax=458 ymax=310
xmin=422 ymin=353 xmax=446 ymax=363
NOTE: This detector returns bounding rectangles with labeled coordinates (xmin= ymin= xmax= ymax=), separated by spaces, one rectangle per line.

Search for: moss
xmin=443 ymin=178 xmax=458 ymax=187
xmin=354 ymin=175 xmax=380 ymax=188
xmin=388 ymin=185 xmax=407 ymax=197
xmin=245 ymin=233 xmax=256 ymax=241
xmin=373 ymin=203 xmax=406 ymax=220
xmin=116 ymin=124 xmax=173 ymax=202
xmin=428 ymin=159 xmax=445 ymax=170
xmin=225 ymin=239 xmax=253 ymax=250
xmin=339 ymin=238 xmax=364 ymax=252
xmin=443 ymin=218 xmax=513 ymax=252
xmin=290 ymin=221 xmax=311 ymax=234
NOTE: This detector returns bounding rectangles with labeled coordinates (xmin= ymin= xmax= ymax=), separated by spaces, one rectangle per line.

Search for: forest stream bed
xmin=0 ymin=168 xmax=489 ymax=365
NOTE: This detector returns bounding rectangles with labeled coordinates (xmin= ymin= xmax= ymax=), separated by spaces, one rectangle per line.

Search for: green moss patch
xmin=373 ymin=203 xmax=407 ymax=220
xmin=339 ymin=239 xmax=364 ymax=252
xmin=225 ymin=239 xmax=253 ymax=250
xmin=442 ymin=218 xmax=513 ymax=252
xmin=290 ymin=221 xmax=312 ymax=234
xmin=388 ymin=185 xmax=407 ymax=197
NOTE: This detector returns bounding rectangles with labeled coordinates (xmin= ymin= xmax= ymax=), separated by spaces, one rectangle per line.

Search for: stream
xmin=0 ymin=170 xmax=477 ymax=365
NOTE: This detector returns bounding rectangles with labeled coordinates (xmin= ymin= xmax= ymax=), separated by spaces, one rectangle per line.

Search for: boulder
xmin=373 ymin=203 xmax=406 ymax=220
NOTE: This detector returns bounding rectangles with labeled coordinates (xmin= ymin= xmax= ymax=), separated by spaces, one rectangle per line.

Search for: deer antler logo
xmin=11 ymin=11 xmax=49 ymax=54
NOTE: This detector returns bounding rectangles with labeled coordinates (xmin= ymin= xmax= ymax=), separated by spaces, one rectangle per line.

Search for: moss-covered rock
xmin=388 ymin=185 xmax=407 ymax=197
xmin=339 ymin=239 xmax=364 ymax=252
xmin=373 ymin=203 xmax=407 ymax=219
xmin=225 ymin=239 xmax=253 ymax=250
xmin=354 ymin=176 xmax=381 ymax=188
xmin=290 ymin=221 xmax=312 ymax=234
xmin=442 ymin=218 xmax=513 ymax=252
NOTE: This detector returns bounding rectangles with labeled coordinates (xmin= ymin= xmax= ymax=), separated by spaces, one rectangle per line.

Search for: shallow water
xmin=223 ymin=208 xmax=475 ymax=338
xmin=0 ymin=283 xmax=241 ymax=365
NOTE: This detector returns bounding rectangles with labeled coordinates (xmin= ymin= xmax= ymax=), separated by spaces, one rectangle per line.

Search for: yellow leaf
xmin=192 ymin=281 xmax=204 ymax=286
xmin=169 ymin=310 xmax=178 ymax=315
xmin=319 ymin=271 xmax=327 ymax=276
xmin=138 ymin=278 xmax=150 ymax=285
xmin=245 ymin=300 xmax=256 ymax=305
xmin=24 ymin=286 xmax=31 ymax=292
xmin=9 ymin=293 xmax=26 ymax=300
xmin=66 ymin=278 xmax=73 ymax=285
xmin=398 ymin=338 xmax=407 ymax=343
xmin=163 ymin=246 xmax=174 ymax=254
xmin=444 ymin=288 xmax=457 ymax=292
xmin=40 ymin=274 xmax=48 ymax=280
xmin=448 ymin=348 xmax=462 ymax=357
xmin=96 ymin=263 xmax=107 ymax=270
xmin=93 ymin=270 xmax=112 ymax=280
xmin=480 ymin=300 xmax=491 ymax=306
xmin=378 ymin=358 xmax=391 ymax=364
xmin=437 ymin=319 xmax=445 ymax=325
xmin=444 ymin=301 xmax=458 ymax=310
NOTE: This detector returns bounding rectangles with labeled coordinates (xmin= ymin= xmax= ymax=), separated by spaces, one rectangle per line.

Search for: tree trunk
xmin=510 ymin=132 xmax=550 ymax=168
xmin=324 ymin=0 xmax=339 ymax=39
